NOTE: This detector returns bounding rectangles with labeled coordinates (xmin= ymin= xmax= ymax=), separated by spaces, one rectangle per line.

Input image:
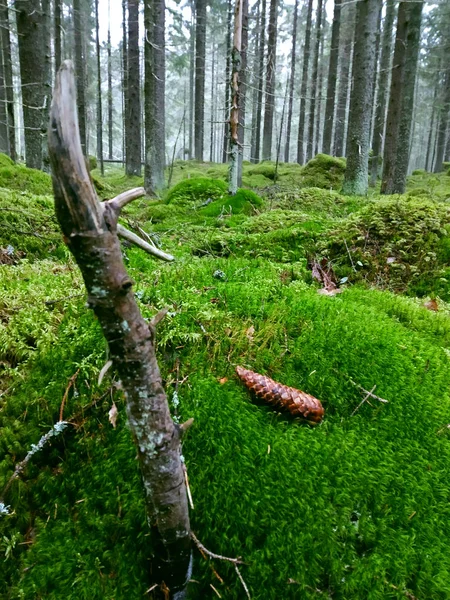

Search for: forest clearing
xmin=1 ymin=0 xmax=450 ymax=598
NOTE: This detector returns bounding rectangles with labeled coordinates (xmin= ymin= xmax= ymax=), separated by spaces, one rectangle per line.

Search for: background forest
xmin=1 ymin=0 xmax=450 ymax=599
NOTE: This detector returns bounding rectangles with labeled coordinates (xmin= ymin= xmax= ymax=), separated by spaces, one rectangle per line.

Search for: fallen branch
xmin=351 ymin=385 xmax=376 ymax=416
xmin=116 ymin=223 xmax=174 ymax=262
xmin=59 ymin=369 xmax=80 ymax=421
xmin=349 ymin=379 xmax=389 ymax=404
xmin=190 ymin=532 xmax=245 ymax=565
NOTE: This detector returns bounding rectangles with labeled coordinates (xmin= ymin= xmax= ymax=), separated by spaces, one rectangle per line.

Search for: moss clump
xmin=412 ymin=169 xmax=426 ymax=176
xmin=269 ymin=187 xmax=367 ymax=219
xmin=88 ymin=155 xmax=97 ymax=171
xmin=0 ymin=163 xmax=52 ymax=196
xmin=300 ymin=154 xmax=346 ymax=190
xmin=247 ymin=162 xmax=278 ymax=181
xmin=200 ymin=188 xmax=263 ymax=217
xmin=165 ymin=177 xmax=228 ymax=206
xmin=320 ymin=196 xmax=450 ymax=297
xmin=0 ymin=153 xmax=14 ymax=168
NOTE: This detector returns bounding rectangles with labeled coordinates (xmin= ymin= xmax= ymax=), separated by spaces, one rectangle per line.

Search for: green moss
xmin=0 ymin=163 xmax=52 ymax=196
xmin=0 ymin=153 xmax=14 ymax=168
xmin=412 ymin=169 xmax=426 ymax=176
xmin=88 ymin=155 xmax=98 ymax=171
xmin=165 ymin=177 xmax=228 ymax=206
xmin=300 ymin=154 xmax=346 ymax=190
xmin=200 ymin=188 xmax=263 ymax=217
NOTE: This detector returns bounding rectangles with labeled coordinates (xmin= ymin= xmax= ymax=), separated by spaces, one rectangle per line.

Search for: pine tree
xmin=342 ymin=0 xmax=382 ymax=196
xmin=322 ymin=0 xmax=342 ymax=156
xmin=0 ymin=0 xmax=16 ymax=160
xmin=73 ymin=0 xmax=87 ymax=154
xmin=195 ymin=0 xmax=207 ymax=160
xmin=262 ymin=0 xmax=278 ymax=161
xmin=284 ymin=0 xmax=299 ymax=163
xmin=107 ymin=0 xmax=113 ymax=160
xmin=95 ymin=0 xmax=104 ymax=174
xmin=126 ymin=0 xmax=141 ymax=176
xmin=297 ymin=0 xmax=313 ymax=164
xmin=306 ymin=0 xmax=323 ymax=162
xmin=252 ymin=0 xmax=266 ymax=163
xmin=381 ymin=2 xmax=423 ymax=194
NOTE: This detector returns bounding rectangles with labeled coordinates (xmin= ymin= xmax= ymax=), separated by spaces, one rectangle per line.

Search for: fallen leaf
xmin=218 ymin=377 xmax=228 ymax=385
xmin=245 ymin=325 xmax=255 ymax=341
xmin=108 ymin=403 xmax=118 ymax=429
xmin=423 ymin=299 xmax=438 ymax=312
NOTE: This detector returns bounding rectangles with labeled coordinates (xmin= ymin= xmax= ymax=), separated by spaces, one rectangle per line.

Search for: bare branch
xmin=191 ymin=532 xmax=245 ymax=565
xmin=106 ymin=187 xmax=146 ymax=213
xmin=116 ymin=224 xmax=174 ymax=262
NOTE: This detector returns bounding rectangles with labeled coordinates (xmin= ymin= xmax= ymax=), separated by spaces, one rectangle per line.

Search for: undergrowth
xmin=1 ymin=157 xmax=450 ymax=599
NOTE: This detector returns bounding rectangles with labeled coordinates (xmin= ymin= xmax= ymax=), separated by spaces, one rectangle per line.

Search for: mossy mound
xmin=200 ymin=188 xmax=263 ymax=217
xmin=300 ymin=154 xmax=346 ymax=190
xmin=269 ymin=187 xmax=367 ymax=218
xmin=247 ymin=162 xmax=278 ymax=181
xmin=0 ymin=152 xmax=14 ymax=168
xmin=0 ymin=162 xmax=52 ymax=196
xmin=320 ymin=196 xmax=450 ymax=298
xmin=165 ymin=177 xmax=228 ymax=206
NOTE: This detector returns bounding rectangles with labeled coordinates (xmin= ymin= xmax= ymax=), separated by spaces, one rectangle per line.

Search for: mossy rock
xmin=165 ymin=177 xmax=228 ymax=206
xmin=200 ymin=188 xmax=263 ymax=217
xmin=0 ymin=163 xmax=52 ymax=196
xmin=300 ymin=153 xmax=346 ymax=190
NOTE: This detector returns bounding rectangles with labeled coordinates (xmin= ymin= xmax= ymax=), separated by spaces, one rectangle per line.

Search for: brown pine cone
xmin=236 ymin=366 xmax=324 ymax=423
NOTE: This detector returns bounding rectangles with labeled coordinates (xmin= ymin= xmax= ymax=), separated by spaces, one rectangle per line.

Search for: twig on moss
xmin=343 ymin=239 xmax=357 ymax=272
xmin=349 ymin=379 xmax=389 ymax=404
xmin=45 ymin=293 xmax=84 ymax=307
xmin=190 ymin=532 xmax=245 ymax=565
xmin=351 ymin=385 xmax=376 ymax=416
xmin=59 ymin=369 xmax=80 ymax=421
xmin=183 ymin=465 xmax=194 ymax=510
xmin=235 ymin=565 xmax=251 ymax=599
xmin=210 ymin=583 xmax=222 ymax=598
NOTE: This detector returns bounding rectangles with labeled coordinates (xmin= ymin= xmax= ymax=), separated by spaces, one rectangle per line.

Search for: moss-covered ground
xmin=1 ymin=155 xmax=450 ymax=599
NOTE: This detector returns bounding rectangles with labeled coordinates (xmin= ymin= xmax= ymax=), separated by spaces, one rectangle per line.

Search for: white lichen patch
xmin=121 ymin=320 xmax=130 ymax=332
xmin=90 ymin=286 xmax=107 ymax=298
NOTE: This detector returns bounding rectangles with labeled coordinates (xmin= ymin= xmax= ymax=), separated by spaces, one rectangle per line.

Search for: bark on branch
xmin=48 ymin=60 xmax=191 ymax=598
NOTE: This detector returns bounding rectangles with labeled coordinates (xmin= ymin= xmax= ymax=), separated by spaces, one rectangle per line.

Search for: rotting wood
xmin=48 ymin=60 xmax=191 ymax=599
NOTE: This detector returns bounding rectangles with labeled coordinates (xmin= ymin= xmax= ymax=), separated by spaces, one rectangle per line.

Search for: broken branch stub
xmin=48 ymin=60 xmax=191 ymax=597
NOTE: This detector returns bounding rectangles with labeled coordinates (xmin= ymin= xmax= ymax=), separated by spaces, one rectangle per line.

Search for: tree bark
xmin=262 ymin=0 xmax=278 ymax=161
xmin=222 ymin=0 xmax=233 ymax=163
xmin=48 ymin=61 xmax=191 ymax=600
xmin=0 ymin=0 xmax=16 ymax=160
xmin=16 ymin=0 xmax=45 ymax=169
xmin=144 ymin=0 xmax=166 ymax=193
xmin=333 ymin=0 xmax=355 ymax=158
xmin=0 ymin=34 xmax=8 ymax=153
xmin=369 ymin=0 xmax=397 ymax=186
xmin=342 ymin=0 xmax=382 ymax=196
xmin=126 ymin=0 xmax=141 ymax=176
xmin=433 ymin=62 xmax=450 ymax=172
xmin=252 ymin=0 xmax=266 ymax=163
xmin=322 ymin=0 xmax=342 ymax=156
xmin=249 ymin=0 xmax=260 ymax=163
xmin=188 ymin=2 xmax=195 ymax=160
xmin=381 ymin=1 xmax=423 ymax=194
xmin=306 ymin=0 xmax=323 ymax=162
xmin=284 ymin=0 xmax=299 ymax=163
xmin=297 ymin=0 xmax=313 ymax=165
xmin=237 ymin=0 xmax=248 ymax=184
xmin=229 ymin=0 xmax=243 ymax=195
xmin=54 ymin=0 xmax=62 ymax=70
xmin=314 ymin=21 xmax=325 ymax=156
xmin=194 ymin=0 xmax=206 ymax=160
xmin=73 ymin=0 xmax=87 ymax=155
xmin=95 ymin=0 xmax=104 ymax=174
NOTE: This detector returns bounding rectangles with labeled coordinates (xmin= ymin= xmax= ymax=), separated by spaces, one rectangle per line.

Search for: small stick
xmin=116 ymin=224 xmax=174 ymax=262
xmin=190 ymin=532 xmax=245 ymax=565
xmin=184 ymin=466 xmax=194 ymax=510
xmin=349 ymin=379 xmax=389 ymax=403
xmin=351 ymin=385 xmax=376 ymax=417
xmin=343 ymin=238 xmax=357 ymax=272
xmin=235 ymin=564 xmax=251 ymax=599
xmin=150 ymin=308 xmax=168 ymax=328
xmin=210 ymin=584 xmax=222 ymax=598
xmin=45 ymin=293 xmax=84 ymax=307
xmin=60 ymin=369 xmax=80 ymax=421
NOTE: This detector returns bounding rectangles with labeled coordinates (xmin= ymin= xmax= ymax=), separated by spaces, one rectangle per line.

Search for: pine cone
xmin=235 ymin=366 xmax=324 ymax=423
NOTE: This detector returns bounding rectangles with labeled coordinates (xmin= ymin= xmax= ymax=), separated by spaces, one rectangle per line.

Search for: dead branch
xmin=191 ymin=532 xmax=245 ymax=565
xmin=116 ymin=223 xmax=174 ymax=261
xmin=106 ymin=187 xmax=146 ymax=212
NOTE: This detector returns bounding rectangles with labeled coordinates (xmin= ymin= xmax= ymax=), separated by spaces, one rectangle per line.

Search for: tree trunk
xmin=107 ymin=0 xmax=113 ymax=160
xmin=306 ymin=0 xmax=323 ymax=162
xmin=54 ymin=0 xmax=62 ymax=70
xmin=210 ymin=42 xmax=216 ymax=162
xmin=222 ymin=0 xmax=233 ymax=163
xmin=48 ymin=61 xmax=192 ymax=599
xmin=381 ymin=2 xmax=423 ymax=194
xmin=73 ymin=0 xmax=87 ymax=154
xmin=16 ymin=0 xmax=45 ymax=169
xmin=237 ymin=0 xmax=248 ymax=183
xmin=368 ymin=2 xmax=383 ymax=150
xmin=297 ymin=0 xmax=313 ymax=164
xmin=194 ymin=0 xmax=206 ymax=160
xmin=126 ymin=0 xmax=141 ymax=176
xmin=369 ymin=0 xmax=397 ymax=186
xmin=229 ymin=0 xmax=243 ymax=195
xmin=333 ymin=0 xmax=356 ymax=158
xmin=342 ymin=0 xmax=382 ymax=196
xmin=188 ymin=2 xmax=195 ymax=160
xmin=145 ymin=0 xmax=166 ymax=193
xmin=249 ymin=0 xmax=260 ymax=163
xmin=262 ymin=0 xmax=278 ymax=161
xmin=95 ymin=0 xmax=104 ymax=174
xmin=122 ymin=0 xmax=128 ymax=166
xmin=433 ymin=65 xmax=450 ymax=172
xmin=0 ymin=0 xmax=16 ymax=160
xmin=0 ymin=36 xmax=8 ymax=153
xmin=284 ymin=0 xmax=299 ymax=163
xmin=322 ymin=0 xmax=342 ymax=156
xmin=253 ymin=0 xmax=266 ymax=163
xmin=314 ymin=23 xmax=325 ymax=156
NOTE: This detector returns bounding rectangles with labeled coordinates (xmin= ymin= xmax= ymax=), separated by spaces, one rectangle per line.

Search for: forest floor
xmin=1 ymin=154 xmax=450 ymax=599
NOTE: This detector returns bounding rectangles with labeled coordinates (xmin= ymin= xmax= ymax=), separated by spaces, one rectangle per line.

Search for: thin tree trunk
xmin=126 ymin=0 xmax=141 ymax=175
xmin=0 ymin=0 xmax=16 ymax=160
xmin=297 ymin=0 xmax=313 ymax=164
xmin=284 ymin=0 xmax=299 ymax=163
xmin=262 ymin=0 xmax=278 ymax=161
xmin=381 ymin=2 xmax=423 ymax=194
xmin=368 ymin=2 xmax=383 ymax=150
xmin=426 ymin=94 xmax=437 ymax=172
xmin=0 ymin=36 xmax=8 ymax=153
xmin=249 ymin=0 xmax=261 ymax=163
xmin=95 ymin=0 xmax=104 ymax=174
xmin=342 ymin=0 xmax=382 ymax=196
xmin=222 ymin=0 xmax=233 ymax=163
xmin=306 ymin=0 xmax=323 ymax=162
xmin=194 ymin=0 xmax=206 ymax=160
xmin=369 ymin=0 xmax=397 ymax=186
xmin=145 ymin=0 xmax=166 ymax=193
xmin=333 ymin=0 xmax=355 ymax=158
xmin=55 ymin=0 xmax=62 ymax=69
xmin=122 ymin=0 xmax=128 ymax=166
xmin=237 ymin=0 xmax=248 ymax=184
xmin=49 ymin=61 xmax=191 ymax=599
xmin=210 ymin=42 xmax=216 ymax=163
xmin=433 ymin=68 xmax=450 ymax=172
xmin=322 ymin=0 xmax=342 ymax=156
xmin=314 ymin=23 xmax=325 ymax=156
xmin=16 ymin=0 xmax=45 ymax=168
xmin=229 ymin=0 xmax=243 ymax=195
xmin=188 ymin=2 xmax=195 ymax=160
xmin=253 ymin=0 xmax=266 ymax=163
xmin=108 ymin=0 xmax=113 ymax=160
xmin=73 ymin=0 xmax=86 ymax=154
